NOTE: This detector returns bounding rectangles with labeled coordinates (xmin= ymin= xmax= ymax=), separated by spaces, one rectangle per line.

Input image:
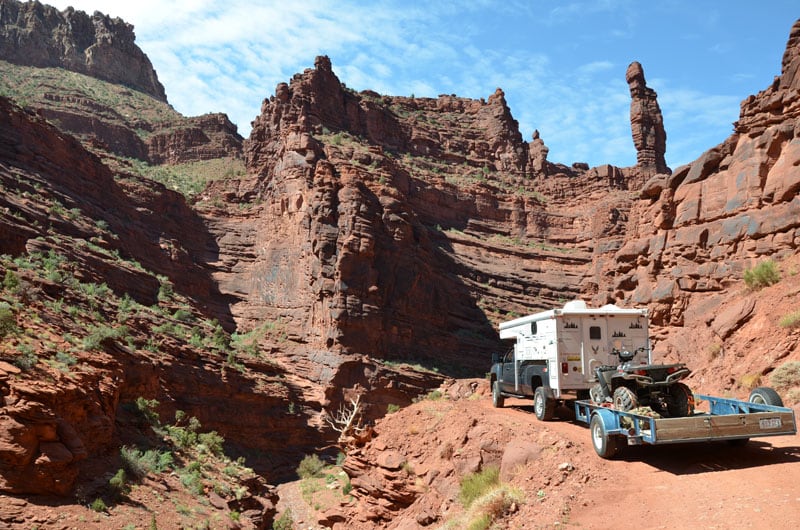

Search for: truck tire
xmin=533 ymin=387 xmax=555 ymax=421
xmin=590 ymin=413 xmax=619 ymax=458
xmin=749 ymin=387 xmax=783 ymax=407
xmin=612 ymin=386 xmax=638 ymax=411
xmin=492 ymin=380 xmax=505 ymax=408
xmin=667 ymin=382 xmax=695 ymax=417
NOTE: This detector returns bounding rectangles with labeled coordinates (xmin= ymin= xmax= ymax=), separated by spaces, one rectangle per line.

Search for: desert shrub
xmin=272 ymin=509 xmax=294 ymax=530
xmin=0 ymin=302 xmax=16 ymax=337
xmin=459 ymin=465 xmax=500 ymax=508
xmin=297 ymin=454 xmax=325 ymax=479
xmin=166 ymin=415 xmax=201 ymax=449
xmin=108 ymin=468 xmax=128 ymax=497
xmin=743 ymin=259 xmax=780 ymax=290
xmin=3 ymin=269 xmax=19 ymax=291
xmin=120 ymin=446 xmax=173 ymax=478
xmin=90 ymin=497 xmax=108 ymax=512
xmin=779 ymin=310 xmax=800 ymax=329
xmin=770 ymin=361 xmax=800 ymax=390
xmin=739 ymin=373 xmax=761 ymax=390
xmin=172 ymin=308 xmax=193 ymax=322
xmin=180 ymin=467 xmax=204 ymax=495
xmin=55 ymin=351 xmax=77 ymax=366
xmin=13 ymin=350 xmax=37 ymax=371
xmin=198 ymin=431 xmax=225 ymax=455
xmin=82 ymin=323 xmax=130 ymax=350
xmin=426 ymin=390 xmax=443 ymax=401
xmin=387 ymin=403 xmax=400 ymax=413
xmin=130 ymin=397 xmax=160 ymax=426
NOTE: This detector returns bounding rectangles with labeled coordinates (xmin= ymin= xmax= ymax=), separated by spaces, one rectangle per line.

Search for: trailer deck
xmin=575 ymin=393 xmax=797 ymax=458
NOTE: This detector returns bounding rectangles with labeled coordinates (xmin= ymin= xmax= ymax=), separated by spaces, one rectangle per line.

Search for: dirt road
xmin=498 ymin=397 xmax=800 ymax=530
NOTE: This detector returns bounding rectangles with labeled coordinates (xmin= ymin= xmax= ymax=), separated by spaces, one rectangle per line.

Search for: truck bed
xmin=575 ymin=393 xmax=797 ymax=446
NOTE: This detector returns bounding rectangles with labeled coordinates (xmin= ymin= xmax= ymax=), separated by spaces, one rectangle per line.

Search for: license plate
xmin=759 ymin=417 xmax=782 ymax=429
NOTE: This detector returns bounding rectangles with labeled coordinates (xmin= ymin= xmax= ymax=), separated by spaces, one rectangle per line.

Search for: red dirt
xmin=317 ymin=381 xmax=800 ymax=530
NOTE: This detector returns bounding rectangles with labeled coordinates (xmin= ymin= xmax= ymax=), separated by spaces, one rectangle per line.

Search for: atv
xmin=589 ymin=344 xmax=695 ymax=417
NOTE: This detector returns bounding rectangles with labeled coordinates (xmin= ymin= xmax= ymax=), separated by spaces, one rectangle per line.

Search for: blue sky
xmin=47 ymin=1 xmax=798 ymax=169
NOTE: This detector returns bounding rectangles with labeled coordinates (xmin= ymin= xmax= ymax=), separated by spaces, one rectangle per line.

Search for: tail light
xmin=667 ymin=367 xmax=678 ymax=374
xmin=561 ymin=362 xmax=569 ymax=374
xmin=635 ymin=369 xmax=647 ymax=376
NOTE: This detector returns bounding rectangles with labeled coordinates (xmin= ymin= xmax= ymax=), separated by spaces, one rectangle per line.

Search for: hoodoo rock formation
xmin=626 ymin=61 xmax=669 ymax=177
xmin=0 ymin=0 xmax=166 ymax=101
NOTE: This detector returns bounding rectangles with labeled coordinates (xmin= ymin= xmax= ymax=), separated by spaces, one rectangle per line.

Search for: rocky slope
xmin=0 ymin=0 xmax=243 ymax=165
xmin=0 ymin=0 xmax=166 ymax=101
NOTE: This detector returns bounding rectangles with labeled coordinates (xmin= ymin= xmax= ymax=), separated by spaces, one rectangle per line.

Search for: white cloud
xmin=44 ymin=0 xmax=785 ymax=168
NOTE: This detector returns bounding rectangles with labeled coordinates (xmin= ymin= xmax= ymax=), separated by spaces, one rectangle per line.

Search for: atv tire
xmin=612 ymin=386 xmax=638 ymax=411
xmin=667 ymin=382 xmax=695 ymax=417
xmin=589 ymin=384 xmax=606 ymax=404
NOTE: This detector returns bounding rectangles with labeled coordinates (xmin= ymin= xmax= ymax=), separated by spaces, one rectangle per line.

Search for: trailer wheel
xmin=612 ymin=386 xmax=638 ymax=411
xmin=492 ymin=380 xmax=505 ymax=408
xmin=589 ymin=413 xmax=619 ymax=458
xmin=534 ymin=387 xmax=555 ymax=421
xmin=749 ymin=387 xmax=783 ymax=407
xmin=667 ymin=382 xmax=695 ymax=417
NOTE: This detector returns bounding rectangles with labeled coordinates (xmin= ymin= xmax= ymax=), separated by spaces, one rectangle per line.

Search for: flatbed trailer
xmin=575 ymin=393 xmax=797 ymax=458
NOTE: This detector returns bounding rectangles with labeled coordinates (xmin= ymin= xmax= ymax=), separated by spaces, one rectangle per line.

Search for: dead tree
xmin=325 ymin=394 xmax=370 ymax=446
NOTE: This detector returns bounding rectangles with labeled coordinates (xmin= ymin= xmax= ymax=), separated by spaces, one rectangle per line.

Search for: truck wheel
xmin=492 ymin=380 xmax=505 ymax=408
xmin=534 ymin=387 xmax=555 ymax=421
xmin=612 ymin=386 xmax=638 ymax=411
xmin=589 ymin=414 xmax=619 ymax=458
xmin=667 ymin=382 xmax=695 ymax=417
xmin=749 ymin=387 xmax=783 ymax=407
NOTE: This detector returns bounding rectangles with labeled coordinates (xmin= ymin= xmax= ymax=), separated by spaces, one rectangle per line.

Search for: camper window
xmin=530 ymin=322 xmax=537 ymax=335
xmin=589 ymin=326 xmax=601 ymax=340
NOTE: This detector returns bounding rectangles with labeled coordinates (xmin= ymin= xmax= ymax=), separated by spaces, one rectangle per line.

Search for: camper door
xmin=582 ymin=316 xmax=610 ymax=374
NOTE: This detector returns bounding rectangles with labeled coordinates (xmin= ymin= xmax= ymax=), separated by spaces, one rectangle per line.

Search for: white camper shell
xmin=496 ymin=300 xmax=650 ymax=399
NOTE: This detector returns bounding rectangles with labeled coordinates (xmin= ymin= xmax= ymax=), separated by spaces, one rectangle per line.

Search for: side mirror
xmin=492 ymin=353 xmax=501 ymax=364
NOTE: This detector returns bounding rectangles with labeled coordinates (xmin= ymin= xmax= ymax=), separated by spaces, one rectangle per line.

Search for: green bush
xmin=459 ymin=466 xmax=500 ymax=508
xmin=90 ymin=497 xmax=108 ymax=513
xmin=387 ymin=404 xmax=400 ymax=413
xmin=0 ymin=302 xmax=17 ymax=337
xmin=770 ymin=361 xmax=800 ymax=390
xmin=779 ymin=310 xmax=800 ymax=329
xmin=743 ymin=259 xmax=780 ymax=290
xmin=129 ymin=397 xmax=161 ymax=426
xmin=108 ymin=468 xmax=128 ymax=496
xmin=3 ymin=269 xmax=19 ymax=291
xmin=272 ymin=509 xmax=294 ymax=530
xmin=82 ymin=323 xmax=130 ymax=350
xmin=13 ymin=350 xmax=37 ymax=371
xmin=297 ymin=454 xmax=325 ymax=479
xmin=120 ymin=446 xmax=173 ymax=478
xmin=198 ymin=431 xmax=225 ymax=455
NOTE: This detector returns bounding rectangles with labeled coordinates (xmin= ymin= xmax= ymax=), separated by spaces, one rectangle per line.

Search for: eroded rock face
xmin=215 ymin=55 xmax=644 ymax=376
xmin=594 ymin=20 xmax=800 ymax=366
xmin=626 ymin=61 xmax=669 ymax=177
xmin=0 ymin=0 xmax=166 ymax=101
